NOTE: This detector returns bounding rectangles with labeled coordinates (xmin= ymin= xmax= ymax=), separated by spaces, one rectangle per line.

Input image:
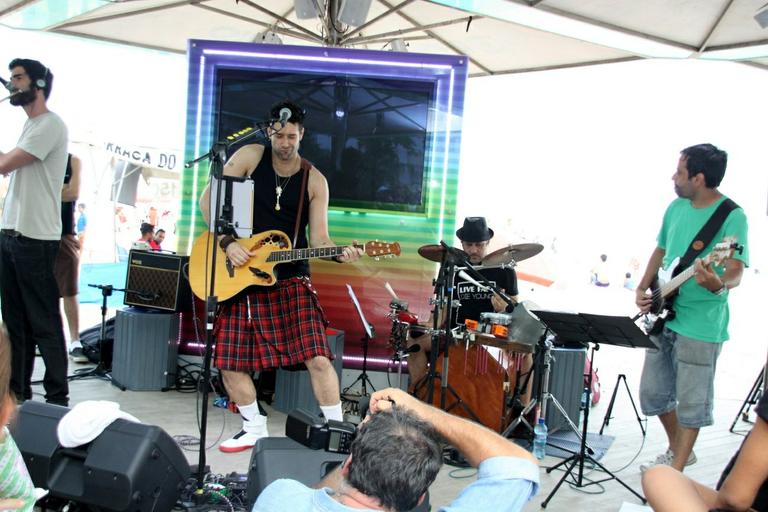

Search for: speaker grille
xmin=125 ymin=250 xmax=190 ymax=311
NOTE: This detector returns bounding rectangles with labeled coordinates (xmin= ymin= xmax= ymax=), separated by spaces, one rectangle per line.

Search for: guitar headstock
xmin=364 ymin=241 xmax=401 ymax=258
xmin=705 ymin=236 xmax=741 ymax=267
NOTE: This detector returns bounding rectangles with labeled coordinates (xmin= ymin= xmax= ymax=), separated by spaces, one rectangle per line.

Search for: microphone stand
xmin=185 ymin=121 xmax=272 ymax=494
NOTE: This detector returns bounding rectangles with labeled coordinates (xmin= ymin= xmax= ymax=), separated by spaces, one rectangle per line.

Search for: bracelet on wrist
xmin=712 ymin=283 xmax=727 ymax=295
xmin=219 ymin=235 xmax=236 ymax=251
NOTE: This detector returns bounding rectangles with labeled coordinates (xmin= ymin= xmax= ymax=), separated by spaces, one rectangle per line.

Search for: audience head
xmin=140 ymin=222 xmax=154 ymax=238
xmin=346 ymin=406 xmax=443 ymax=511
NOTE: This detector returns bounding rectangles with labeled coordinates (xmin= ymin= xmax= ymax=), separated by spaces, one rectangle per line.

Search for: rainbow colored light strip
xmin=180 ymin=40 xmax=467 ymax=354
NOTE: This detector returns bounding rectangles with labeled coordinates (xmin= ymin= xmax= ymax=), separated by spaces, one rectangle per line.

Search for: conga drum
xmin=415 ymin=338 xmax=533 ymax=433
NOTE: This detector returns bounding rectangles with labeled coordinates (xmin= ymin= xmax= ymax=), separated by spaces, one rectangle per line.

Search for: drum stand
xmin=416 ymin=247 xmax=484 ymax=424
xmin=502 ymin=333 xmax=589 ymax=452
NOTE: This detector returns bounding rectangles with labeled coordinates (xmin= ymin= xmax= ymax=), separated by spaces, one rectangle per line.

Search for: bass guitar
xmin=644 ymin=236 xmax=741 ymax=335
xmin=188 ymin=230 xmax=400 ymax=301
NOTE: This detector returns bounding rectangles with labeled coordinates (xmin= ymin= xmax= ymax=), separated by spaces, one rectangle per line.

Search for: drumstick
xmin=384 ymin=282 xmax=398 ymax=300
xmin=458 ymin=270 xmax=489 ymax=291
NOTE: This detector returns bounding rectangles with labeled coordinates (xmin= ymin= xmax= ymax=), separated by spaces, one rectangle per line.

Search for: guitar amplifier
xmin=124 ymin=250 xmax=191 ymax=312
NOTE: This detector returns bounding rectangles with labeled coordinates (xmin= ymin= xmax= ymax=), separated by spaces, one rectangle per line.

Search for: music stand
xmin=531 ymin=311 xmax=654 ymax=508
xmin=342 ymin=284 xmax=376 ymax=397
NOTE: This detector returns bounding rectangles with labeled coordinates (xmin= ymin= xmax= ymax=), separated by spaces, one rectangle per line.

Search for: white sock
xmin=69 ymin=340 xmax=82 ymax=349
xmin=237 ymin=399 xmax=263 ymax=422
xmin=320 ymin=403 xmax=344 ymax=422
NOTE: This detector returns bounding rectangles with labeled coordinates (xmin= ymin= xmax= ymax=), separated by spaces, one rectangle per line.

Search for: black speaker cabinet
xmin=124 ymin=250 xmax=191 ymax=312
xmin=247 ymin=437 xmax=346 ymax=508
xmin=11 ymin=401 xmax=190 ymax=512
xmin=247 ymin=437 xmax=429 ymax=511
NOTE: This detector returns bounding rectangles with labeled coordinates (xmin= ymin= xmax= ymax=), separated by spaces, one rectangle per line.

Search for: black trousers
xmin=0 ymin=233 xmax=68 ymax=405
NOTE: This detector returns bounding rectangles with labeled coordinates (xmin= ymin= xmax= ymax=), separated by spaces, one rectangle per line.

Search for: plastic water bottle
xmin=533 ymin=418 xmax=548 ymax=459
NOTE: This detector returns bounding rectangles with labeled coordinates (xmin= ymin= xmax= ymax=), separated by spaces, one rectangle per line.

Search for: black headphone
xmin=33 ymin=66 xmax=48 ymax=90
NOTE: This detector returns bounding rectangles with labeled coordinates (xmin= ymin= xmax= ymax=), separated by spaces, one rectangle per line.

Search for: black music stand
xmin=342 ymin=284 xmax=376 ymax=397
xmin=531 ymin=311 xmax=654 ymax=508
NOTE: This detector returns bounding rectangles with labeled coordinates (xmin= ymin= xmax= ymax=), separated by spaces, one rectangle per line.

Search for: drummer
xmin=407 ymin=217 xmax=520 ymax=385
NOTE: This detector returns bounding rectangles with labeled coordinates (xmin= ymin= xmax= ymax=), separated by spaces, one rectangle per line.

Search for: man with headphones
xmin=0 ymin=58 xmax=69 ymax=406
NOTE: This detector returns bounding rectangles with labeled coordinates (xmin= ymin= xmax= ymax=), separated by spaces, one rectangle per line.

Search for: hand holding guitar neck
xmin=692 ymin=258 xmax=724 ymax=292
xmin=335 ymin=240 xmax=364 ymax=263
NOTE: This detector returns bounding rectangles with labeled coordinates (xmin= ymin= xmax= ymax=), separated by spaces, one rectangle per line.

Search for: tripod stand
xmin=342 ymin=284 xmax=376 ymax=397
xmin=532 ymin=311 xmax=654 ymax=508
xmin=600 ymin=373 xmax=646 ymax=436
xmin=729 ymin=365 xmax=765 ymax=432
xmin=502 ymin=333 xmax=591 ymax=454
xmin=69 ymin=284 xmax=126 ymax=390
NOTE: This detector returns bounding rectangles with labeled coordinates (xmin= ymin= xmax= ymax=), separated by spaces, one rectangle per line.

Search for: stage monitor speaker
xmin=125 ymin=250 xmax=191 ymax=312
xmin=11 ymin=401 xmax=190 ymax=512
xmin=246 ymin=436 xmax=430 ymax=511
xmin=246 ymin=437 xmax=346 ymax=508
xmin=547 ymin=347 xmax=586 ymax=434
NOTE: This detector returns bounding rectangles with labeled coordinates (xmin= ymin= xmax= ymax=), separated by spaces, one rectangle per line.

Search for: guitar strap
xmin=672 ymin=198 xmax=739 ymax=278
xmin=292 ymin=158 xmax=311 ymax=247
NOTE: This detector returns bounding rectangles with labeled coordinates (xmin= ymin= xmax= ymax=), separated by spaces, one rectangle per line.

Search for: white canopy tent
xmin=0 ymin=0 xmax=766 ymax=77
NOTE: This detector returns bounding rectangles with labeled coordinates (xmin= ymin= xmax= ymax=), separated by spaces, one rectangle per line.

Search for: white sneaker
xmin=639 ymin=448 xmax=697 ymax=473
xmin=219 ymin=414 xmax=268 ymax=453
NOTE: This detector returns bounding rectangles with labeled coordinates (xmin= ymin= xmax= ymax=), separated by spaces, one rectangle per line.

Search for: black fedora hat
xmin=455 ymin=217 xmax=494 ymax=242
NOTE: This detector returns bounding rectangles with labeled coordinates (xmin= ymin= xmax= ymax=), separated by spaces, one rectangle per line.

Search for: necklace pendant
xmin=275 ymin=185 xmax=282 ymax=195
xmin=275 ymin=203 xmax=281 ymax=211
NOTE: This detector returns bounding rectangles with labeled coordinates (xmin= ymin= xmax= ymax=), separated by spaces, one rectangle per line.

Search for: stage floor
xmin=19 ymin=271 xmax=768 ymax=511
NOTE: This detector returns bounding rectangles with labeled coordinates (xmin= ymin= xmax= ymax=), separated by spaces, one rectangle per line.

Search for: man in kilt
xmin=200 ymin=101 xmax=362 ymax=452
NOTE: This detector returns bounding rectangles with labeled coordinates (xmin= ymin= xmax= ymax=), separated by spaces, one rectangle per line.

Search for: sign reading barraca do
xmin=104 ymin=142 xmax=181 ymax=171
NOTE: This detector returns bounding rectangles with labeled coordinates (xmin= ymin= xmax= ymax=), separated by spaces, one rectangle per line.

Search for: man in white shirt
xmin=0 ymin=58 xmax=69 ymax=406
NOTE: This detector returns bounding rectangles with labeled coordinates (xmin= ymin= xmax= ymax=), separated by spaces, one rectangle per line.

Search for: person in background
xmin=591 ymin=254 xmax=610 ymax=286
xmin=133 ymin=222 xmax=154 ymax=250
xmin=75 ymin=203 xmax=86 ymax=247
xmin=54 ymin=154 xmax=86 ymax=362
xmin=149 ymin=228 xmax=165 ymax=251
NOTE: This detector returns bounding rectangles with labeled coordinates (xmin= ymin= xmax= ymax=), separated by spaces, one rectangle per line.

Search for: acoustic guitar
xmin=645 ymin=236 xmax=741 ymax=335
xmin=188 ymin=230 xmax=400 ymax=301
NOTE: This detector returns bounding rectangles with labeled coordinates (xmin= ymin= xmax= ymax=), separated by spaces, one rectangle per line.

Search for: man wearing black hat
xmin=407 ymin=217 xmax=519 ymax=386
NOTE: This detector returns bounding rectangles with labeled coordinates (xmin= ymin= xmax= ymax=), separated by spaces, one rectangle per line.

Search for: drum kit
xmin=387 ymin=241 xmax=547 ymax=434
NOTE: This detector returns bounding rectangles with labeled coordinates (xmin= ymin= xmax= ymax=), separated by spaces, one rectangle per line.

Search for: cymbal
xmin=482 ymin=243 xmax=544 ymax=266
xmin=417 ymin=244 xmax=469 ymax=263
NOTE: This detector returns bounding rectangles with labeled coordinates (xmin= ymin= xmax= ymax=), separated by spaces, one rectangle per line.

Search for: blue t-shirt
xmin=253 ymin=456 xmax=539 ymax=512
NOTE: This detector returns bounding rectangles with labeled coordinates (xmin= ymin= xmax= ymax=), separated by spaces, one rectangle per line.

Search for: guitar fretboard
xmin=266 ymin=245 xmax=363 ymax=263
xmin=660 ymin=255 xmax=714 ymax=297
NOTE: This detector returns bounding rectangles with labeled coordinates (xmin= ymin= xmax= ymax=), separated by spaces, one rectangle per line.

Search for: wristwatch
xmin=712 ymin=284 xmax=727 ymax=295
